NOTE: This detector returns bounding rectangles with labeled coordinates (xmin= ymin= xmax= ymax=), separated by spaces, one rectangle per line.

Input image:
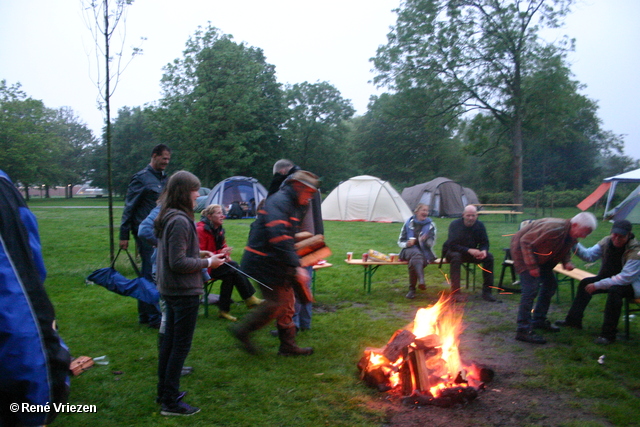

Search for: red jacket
xmin=196 ymin=219 xmax=228 ymax=275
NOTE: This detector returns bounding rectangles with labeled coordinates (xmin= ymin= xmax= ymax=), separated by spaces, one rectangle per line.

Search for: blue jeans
xmin=157 ymin=295 xmax=199 ymax=405
xmin=293 ymin=267 xmax=313 ymax=330
xmin=517 ymin=267 xmax=557 ymax=332
xmin=135 ymin=234 xmax=161 ymax=325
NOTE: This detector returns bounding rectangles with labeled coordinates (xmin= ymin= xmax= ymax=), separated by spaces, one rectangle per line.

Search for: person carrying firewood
xmin=229 ymin=170 xmax=320 ymax=356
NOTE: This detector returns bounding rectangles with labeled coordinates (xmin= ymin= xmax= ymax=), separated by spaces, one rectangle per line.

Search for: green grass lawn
xmin=29 ymin=200 xmax=640 ymax=426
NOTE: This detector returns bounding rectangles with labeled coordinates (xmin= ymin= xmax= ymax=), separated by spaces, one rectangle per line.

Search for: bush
xmin=480 ymin=188 xmax=591 ymax=208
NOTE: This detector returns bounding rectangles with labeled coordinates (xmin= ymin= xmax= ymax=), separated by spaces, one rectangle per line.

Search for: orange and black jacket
xmin=241 ymin=184 xmax=307 ymax=286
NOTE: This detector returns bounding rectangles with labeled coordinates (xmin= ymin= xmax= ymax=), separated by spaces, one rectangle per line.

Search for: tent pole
xmin=603 ymin=181 xmax=617 ymax=220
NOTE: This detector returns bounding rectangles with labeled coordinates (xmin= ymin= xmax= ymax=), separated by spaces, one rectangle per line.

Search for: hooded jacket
xmin=155 ymin=208 xmax=208 ymax=296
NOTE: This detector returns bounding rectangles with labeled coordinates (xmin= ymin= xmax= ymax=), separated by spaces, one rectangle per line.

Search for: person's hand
xmin=407 ymin=238 xmax=416 ymax=247
xmin=119 ymin=240 xmax=129 ymax=250
xmin=529 ymin=268 xmax=540 ymax=278
xmin=585 ymin=283 xmax=597 ymax=294
xmin=468 ymin=248 xmax=484 ymax=259
xmin=199 ymin=250 xmax=214 ymax=258
xmin=295 ymin=266 xmax=310 ymax=286
xmin=563 ymin=262 xmax=575 ymax=271
xmin=208 ymin=253 xmax=226 ymax=269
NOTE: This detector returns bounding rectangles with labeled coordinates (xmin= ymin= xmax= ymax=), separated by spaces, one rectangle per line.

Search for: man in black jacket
xmin=119 ymin=144 xmax=171 ymax=328
xmin=443 ymin=205 xmax=498 ymax=302
xmin=230 ymin=171 xmax=319 ymax=356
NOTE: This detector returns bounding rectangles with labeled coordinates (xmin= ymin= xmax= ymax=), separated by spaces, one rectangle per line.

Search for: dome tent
xmin=606 ymin=184 xmax=640 ymax=224
xmin=401 ymin=177 xmax=479 ymax=218
xmin=321 ymin=175 xmax=412 ymax=223
xmin=201 ymin=176 xmax=267 ymax=217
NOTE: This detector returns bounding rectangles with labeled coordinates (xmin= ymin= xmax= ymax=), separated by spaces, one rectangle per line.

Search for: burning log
xmin=381 ymin=329 xmax=415 ymax=363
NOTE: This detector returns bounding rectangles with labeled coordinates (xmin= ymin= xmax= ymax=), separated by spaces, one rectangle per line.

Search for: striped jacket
xmin=510 ymin=218 xmax=576 ymax=275
xmin=241 ymin=184 xmax=306 ymax=286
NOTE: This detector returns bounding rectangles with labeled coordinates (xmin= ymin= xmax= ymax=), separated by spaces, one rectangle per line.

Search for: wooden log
xmin=412 ymin=349 xmax=431 ymax=392
xmin=295 ymin=231 xmax=313 ymax=242
xmin=381 ymin=329 xmax=416 ymax=363
xmin=299 ymin=246 xmax=332 ymax=267
xmin=295 ymin=234 xmax=326 ymax=257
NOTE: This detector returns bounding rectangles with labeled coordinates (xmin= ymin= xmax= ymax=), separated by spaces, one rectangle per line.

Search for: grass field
xmin=28 ymin=199 xmax=640 ymax=426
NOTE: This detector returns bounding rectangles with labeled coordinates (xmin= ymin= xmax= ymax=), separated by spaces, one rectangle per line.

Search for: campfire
xmin=357 ymin=294 xmax=494 ymax=407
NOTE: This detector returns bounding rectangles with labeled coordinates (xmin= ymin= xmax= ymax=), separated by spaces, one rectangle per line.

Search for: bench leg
xmin=625 ymin=298 xmax=630 ymax=340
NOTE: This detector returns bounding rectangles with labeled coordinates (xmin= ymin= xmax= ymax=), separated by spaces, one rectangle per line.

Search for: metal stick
xmin=223 ymin=261 xmax=274 ymax=291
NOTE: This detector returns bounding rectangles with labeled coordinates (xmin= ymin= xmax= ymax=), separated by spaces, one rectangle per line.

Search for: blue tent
xmin=203 ymin=176 xmax=267 ymax=217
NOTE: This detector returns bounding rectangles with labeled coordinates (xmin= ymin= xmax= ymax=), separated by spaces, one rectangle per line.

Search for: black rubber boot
xmin=277 ymin=326 xmax=313 ymax=356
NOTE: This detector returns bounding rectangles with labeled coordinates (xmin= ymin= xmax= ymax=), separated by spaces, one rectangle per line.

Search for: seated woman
xmin=397 ymin=203 xmax=437 ymax=299
xmin=197 ymin=204 xmax=263 ymax=321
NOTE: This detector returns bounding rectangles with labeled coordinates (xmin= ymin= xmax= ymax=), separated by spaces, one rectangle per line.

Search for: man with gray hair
xmin=511 ymin=212 xmax=597 ymax=344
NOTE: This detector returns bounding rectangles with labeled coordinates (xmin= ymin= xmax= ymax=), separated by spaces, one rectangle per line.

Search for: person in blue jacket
xmin=0 ymin=170 xmax=70 ymax=426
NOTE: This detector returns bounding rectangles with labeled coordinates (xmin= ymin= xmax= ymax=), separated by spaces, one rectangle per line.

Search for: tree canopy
xmin=152 ymin=24 xmax=287 ymax=186
xmin=373 ymin=0 xmax=578 ymax=203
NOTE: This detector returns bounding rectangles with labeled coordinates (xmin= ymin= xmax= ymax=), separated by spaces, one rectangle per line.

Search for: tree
xmin=82 ymin=0 xmax=142 ymax=258
xmin=49 ymin=107 xmax=98 ymax=197
xmin=89 ymin=106 xmax=155 ymax=195
xmin=354 ymin=90 xmax=465 ymax=188
xmin=373 ymin=0 xmax=575 ymax=203
xmin=461 ymin=51 xmax=628 ymax=192
xmin=154 ymin=24 xmax=287 ymax=187
xmin=281 ymin=81 xmax=355 ymax=188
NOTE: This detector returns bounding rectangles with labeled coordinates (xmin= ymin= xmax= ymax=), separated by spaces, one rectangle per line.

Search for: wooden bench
xmin=624 ymin=298 xmax=640 ymax=339
xmin=203 ymin=262 xmax=332 ymax=317
xmin=345 ymin=258 xmax=475 ymax=294
xmin=552 ymin=264 xmax=595 ymax=302
xmin=551 ymin=264 xmax=640 ymax=339
xmin=477 ymin=210 xmax=524 ymax=223
xmin=311 ymin=262 xmax=332 ymax=295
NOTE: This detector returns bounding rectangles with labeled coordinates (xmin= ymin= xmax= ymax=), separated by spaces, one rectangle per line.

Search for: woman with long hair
xmin=154 ymin=171 xmax=224 ymax=416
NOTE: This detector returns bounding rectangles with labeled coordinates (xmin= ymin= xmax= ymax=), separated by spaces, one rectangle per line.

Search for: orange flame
xmin=409 ymin=294 xmax=464 ymax=395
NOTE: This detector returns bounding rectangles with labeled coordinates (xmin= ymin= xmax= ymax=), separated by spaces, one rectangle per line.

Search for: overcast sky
xmin=1 ymin=0 xmax=638 ymax=162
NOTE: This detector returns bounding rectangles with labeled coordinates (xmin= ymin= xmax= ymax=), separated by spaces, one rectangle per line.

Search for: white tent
xmin=321 ymin=175 xmax=412 ymax=223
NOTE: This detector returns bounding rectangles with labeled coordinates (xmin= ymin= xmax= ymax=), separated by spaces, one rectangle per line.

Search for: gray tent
xmin=401 ymin=177 xmax=479 ymax=217
xmin=606 ymin=184 xmax=640 ymax=224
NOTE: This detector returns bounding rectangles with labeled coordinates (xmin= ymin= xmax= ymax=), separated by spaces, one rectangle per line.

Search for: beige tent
xmin=321 ymin=175 xmax=412 ymax=223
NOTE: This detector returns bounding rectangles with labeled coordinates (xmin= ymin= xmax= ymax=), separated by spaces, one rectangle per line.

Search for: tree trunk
xmin=511 ymin=116 xmax=523 ymax=206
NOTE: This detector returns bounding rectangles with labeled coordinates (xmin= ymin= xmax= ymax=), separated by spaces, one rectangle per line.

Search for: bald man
xmin=442 ymin=205 xmax=497 ymax=303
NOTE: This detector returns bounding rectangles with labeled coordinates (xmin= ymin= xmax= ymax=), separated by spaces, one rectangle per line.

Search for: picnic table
xmin=474 ymin=204 xmax=523 ymax=223
xmin=345 ymin=258 xmax=475 ymax=294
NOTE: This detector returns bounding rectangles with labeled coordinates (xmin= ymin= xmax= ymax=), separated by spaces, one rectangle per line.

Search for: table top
xmin=312 ymin=262 xmax=333 ymax=270
xmin=474 ymin=203 xmax=523 ymax=207
xmin=345 ymin=259 xmax=407 ymax=266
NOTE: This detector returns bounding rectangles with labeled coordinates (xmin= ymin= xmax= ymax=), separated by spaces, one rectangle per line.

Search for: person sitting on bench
xmin=557 ymin=220 xmax=640 ymax=344
xmin=442 ymin=205 xmax=498 ymax=303
xmin=397 ymin=203 xmax=436 ymax=299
